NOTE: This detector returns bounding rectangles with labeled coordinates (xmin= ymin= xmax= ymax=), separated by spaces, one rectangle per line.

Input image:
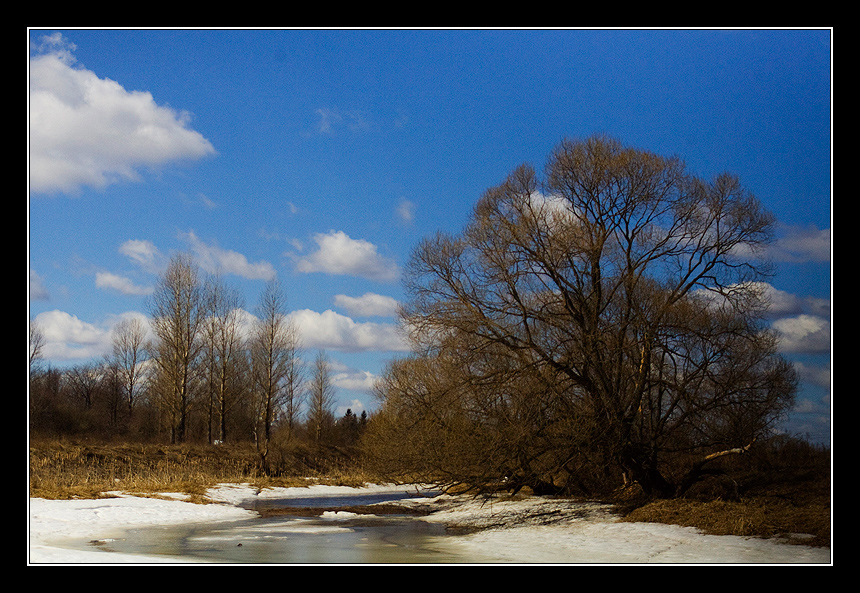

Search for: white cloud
xmin=180 ymin=230 xmax=276 ymax=281
xmin=333 ymin=292 xmax=400 ymax=318
xmin=33 ymin=309 xmax=112 ymax=362
xmin=29 ymin=34 xmax=215 ymax=195
xmin=691 ymin=281 xmax=830 ymax=357
xmin=397 ymin=199 xmax=415 ymax=223
xmin=32 ymin=309 xmax=153 ymax=363
xmin=95 ymin=271 xmax=153 ymax=296
xmin=769 ymin=225 xmax=831 ymax=263
xmin=288 ymin=309 xmax=409 ymax=352
xmin=120 ymin=239 xmax=164 ymax=274
xmin=755 ymin=282 xmax=831 ymax=319
xmin=771 ymin=314 xmax=831 ymax=354
xmin=334 ymin=398 xmax=369 ymax=418
xmin=332 ymin=371 xmax=379 ymax=393
xmin=30 ymin=269 xmax=50 ymax=300
xmin=291 ymin=231 xmax=399 ymax=282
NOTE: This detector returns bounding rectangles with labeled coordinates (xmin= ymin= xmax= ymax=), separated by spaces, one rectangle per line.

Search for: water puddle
xmin=80 ymin=490 xmax=486 ymax=564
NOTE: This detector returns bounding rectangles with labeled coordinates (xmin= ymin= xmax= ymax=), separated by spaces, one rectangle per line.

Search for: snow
xmin=28 ymin=483 xmax=832 ymax=565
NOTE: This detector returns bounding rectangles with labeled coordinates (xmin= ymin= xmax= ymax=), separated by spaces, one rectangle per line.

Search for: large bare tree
xmin=375 ymin=135 xmax=797 ymax=497
xmin=148 ymin=253 xmax=206 ymax=443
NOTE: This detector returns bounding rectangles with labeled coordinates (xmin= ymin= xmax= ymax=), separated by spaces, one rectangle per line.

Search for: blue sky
xmin=28 ymin=28 xmax=832 ymax=443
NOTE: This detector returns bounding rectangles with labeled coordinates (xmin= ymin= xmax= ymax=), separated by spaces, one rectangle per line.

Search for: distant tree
xmin=336 ymin=408 xmax=362 ymax=446
xmin=29 ymin=366 xmax=65 ymax=436
xmin=65 ymin=362 xmax=100 ymax=410
xmin=148 ymin=253 xmax=206 ymax=443
xmin=201 ymin=274 xmax=246 ymax=444
xmin=99 ymin=360 xmax=126 ymax=434
xmin=371 ymin=135 xmax=797 ymax=498
xmin=249 ymin=279 xmax=303 ymax=470
xmin=29 ymin=321 xmax=46 ymax=374
xmin=306 ymin=350 xmax=336 ymax=445
xmin=110 ymin=317 xmax=148 ymax=419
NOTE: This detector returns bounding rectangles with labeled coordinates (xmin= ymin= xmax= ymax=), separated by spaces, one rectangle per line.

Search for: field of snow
xmin=28 ymin=483 xmax=832 ymax=565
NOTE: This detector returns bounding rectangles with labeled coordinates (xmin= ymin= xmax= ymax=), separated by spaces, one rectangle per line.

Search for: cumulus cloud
xmin=29 ymin=34 xmax=215 ymax=195
xmin=119 ymin=239 xmax=164 ymax=273
xmin=769 ymin=224 xmax=831 ymax=263
xmin=291 ymin=231 xmax=399 ymax=282
xmin=332 ymin=370 xmax=379 ymax=393
xmin=334 ymin=292 xmax=400 ymax=318
xmin=180 ymin=230 xmax=276 ymax=281
xmin=288 ymin=309 xmax=409 ymax=352
xmin=771 ymin=314 xmax=831 ymax=354
xmin=334 ymin=399 xmax=369 ymax=418
xmin=692 ymin=281 xmax=830 ymax=358
xmin=32 ymin=309 xmax=153 ymax=363
xmin=95 ymin=271 xmax=153 ymax=296
xmin=32 ymin=309 xmax=112 ymax=361
xmin=324 ymin=360 xmax=378 ymax=397
xmin=756 ymin=282 xmax=831 ymax=319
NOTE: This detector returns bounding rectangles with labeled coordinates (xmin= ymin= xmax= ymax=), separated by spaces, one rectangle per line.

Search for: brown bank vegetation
xmin=29 ymin=433 xmax=830 ymax=548
xmin=617 ymin=435 xmax=830 ymax=548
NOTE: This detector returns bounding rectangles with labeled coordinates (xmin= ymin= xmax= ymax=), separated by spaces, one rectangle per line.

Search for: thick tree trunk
xmin=619 ymin=440 xmax=675 ymax=498
xmin=624 ymin=461 xmax=675 ymax=498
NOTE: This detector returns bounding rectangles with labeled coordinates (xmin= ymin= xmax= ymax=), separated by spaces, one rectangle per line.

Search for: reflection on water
xmin=85 ymin=491 xmax=483 ymax=564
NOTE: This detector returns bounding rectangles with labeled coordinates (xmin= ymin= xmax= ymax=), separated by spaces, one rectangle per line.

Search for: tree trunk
xmin=620 ymin=444 xmax=675 ymax=498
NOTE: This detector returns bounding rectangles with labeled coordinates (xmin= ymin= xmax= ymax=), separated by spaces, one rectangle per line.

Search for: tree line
xmin=29 ymin=258 xmax=367 ymax=470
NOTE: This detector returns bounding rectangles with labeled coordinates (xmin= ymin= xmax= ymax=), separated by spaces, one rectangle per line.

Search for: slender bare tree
xmin=249 ymin=279 xmax=303 ymax=470
xmin=306 ymin=350 xmax=336 ymax=445
xmin=148 ymin=253 xmax=206 ymax=443
xmin=201 ymin=274 xmax=246 ymax=444
xmin=110 ymin=317 xmax=148 ymax=418
xmin=29 ymin=320 xmax=46 ymax=374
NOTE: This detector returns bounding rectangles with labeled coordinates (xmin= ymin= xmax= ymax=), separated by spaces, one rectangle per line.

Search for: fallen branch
xmin=675 ymin=439 xmax=755 ymax=497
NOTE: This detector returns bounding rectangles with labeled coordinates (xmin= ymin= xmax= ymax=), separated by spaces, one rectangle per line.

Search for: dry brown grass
xmin=619 ymin=461 xmax=831 ymax=548
xmin=29 ymin=440 xmax=256 ymax=500
xmin=622 ymin=496 xmax=830 ymax=547
xmin=28 ymin=439 xmax=377 ymax=501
